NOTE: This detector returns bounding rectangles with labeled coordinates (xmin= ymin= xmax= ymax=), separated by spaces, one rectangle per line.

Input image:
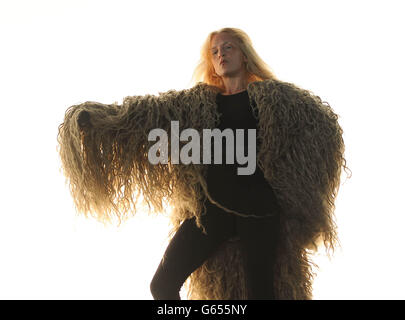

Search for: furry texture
xmin=57 ymin=78 xmax=350 ymax=299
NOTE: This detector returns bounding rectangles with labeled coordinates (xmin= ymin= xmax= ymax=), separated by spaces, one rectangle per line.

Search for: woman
xmin=58 ymin=27 xmax=350 ymax=299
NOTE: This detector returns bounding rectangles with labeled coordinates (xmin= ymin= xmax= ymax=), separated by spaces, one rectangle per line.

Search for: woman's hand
xmin=77 ymin=110 xmax=91 ymax=128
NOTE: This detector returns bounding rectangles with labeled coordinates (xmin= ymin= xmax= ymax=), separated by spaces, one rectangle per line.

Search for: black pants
xmin=150 ymin=200 xmax=280 ymax=300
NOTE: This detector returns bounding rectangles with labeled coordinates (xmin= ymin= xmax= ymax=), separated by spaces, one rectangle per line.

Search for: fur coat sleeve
xmin=57 ymin=82 xmax=219 ymax=223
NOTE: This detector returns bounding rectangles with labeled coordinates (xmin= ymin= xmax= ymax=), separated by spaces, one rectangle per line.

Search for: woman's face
xmin=210 ymin=32 xmax=247 ymax=78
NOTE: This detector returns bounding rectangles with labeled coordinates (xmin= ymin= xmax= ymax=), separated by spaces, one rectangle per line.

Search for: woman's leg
xmin=236 ymin=213 xmax=280 ymax=300
xmin=150 ymin=202 xmax=236 ymax=300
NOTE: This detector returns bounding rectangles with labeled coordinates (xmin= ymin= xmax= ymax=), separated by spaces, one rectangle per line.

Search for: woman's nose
xmin=218 ymin=49 xmax=225 ymax=57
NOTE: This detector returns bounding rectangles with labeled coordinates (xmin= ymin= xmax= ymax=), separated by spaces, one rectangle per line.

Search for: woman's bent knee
xmin=150 ymin=270 xmax=181 ymax=300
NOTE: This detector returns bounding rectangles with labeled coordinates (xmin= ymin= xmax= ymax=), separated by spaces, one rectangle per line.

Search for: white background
xmin=0 ymin=0 xmax=404 ymax=299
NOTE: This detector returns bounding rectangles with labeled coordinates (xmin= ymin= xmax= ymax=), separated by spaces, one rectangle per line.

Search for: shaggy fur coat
xmin=57 ymin=78 xmax=349 ymax=299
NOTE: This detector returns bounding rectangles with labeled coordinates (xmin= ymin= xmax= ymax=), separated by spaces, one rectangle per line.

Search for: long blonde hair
xmin=191 ymin=27 xmax=277 ymax=90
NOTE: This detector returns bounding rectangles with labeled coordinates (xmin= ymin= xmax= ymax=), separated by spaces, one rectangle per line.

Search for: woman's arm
xmin=57 ymin=89 xmax=192 ymax=224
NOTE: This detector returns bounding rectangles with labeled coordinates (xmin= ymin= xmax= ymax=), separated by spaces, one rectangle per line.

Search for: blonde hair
xmin=191 ymin=27 xmax=277 ymax=90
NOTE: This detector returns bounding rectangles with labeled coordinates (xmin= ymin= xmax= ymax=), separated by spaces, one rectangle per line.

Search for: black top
xmin=206 ymin=90 xmax=281 ymax=217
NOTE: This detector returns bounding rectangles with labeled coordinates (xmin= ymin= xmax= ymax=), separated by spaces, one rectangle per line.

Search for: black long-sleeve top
xmin=206 ymin=90 xmax=282 ymax=217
